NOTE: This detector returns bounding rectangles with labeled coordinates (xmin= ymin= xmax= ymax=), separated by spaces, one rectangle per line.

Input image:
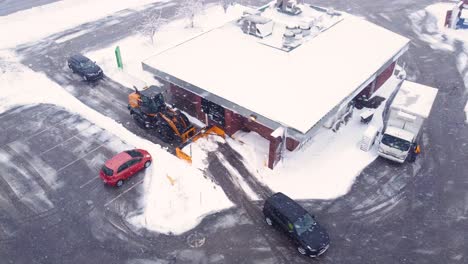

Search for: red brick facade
xmin=357 ymin=61 xmax=396 ymax=98
xmin=225 ymin=109 xmax=245 ymax=136
xmin=374 ymin=61 xmax=396 ymax=92
xmin=162 ymin=58 xmax=396 ymax=169
xmin=165 ymin=82 xmax=299 ymax=169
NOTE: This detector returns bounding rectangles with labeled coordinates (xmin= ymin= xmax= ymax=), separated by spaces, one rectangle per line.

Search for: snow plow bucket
xmin=175 ymin=125 xmax=226 ymax=164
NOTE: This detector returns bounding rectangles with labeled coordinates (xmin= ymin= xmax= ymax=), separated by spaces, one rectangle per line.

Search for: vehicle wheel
xmin=265 ymin=217 xmax=273 ymax=226
xmin=158 ymin=124 xmax=174 ymax=143
xmin=132 ymin=114 xmax=147 ymax=129
xmin=144 ymin=160 xmax=151 ymax=168
xmin=116 ymin=180 xmax=124 ymax=187
xmin=297 ymin=246 xmax=307 ymax=255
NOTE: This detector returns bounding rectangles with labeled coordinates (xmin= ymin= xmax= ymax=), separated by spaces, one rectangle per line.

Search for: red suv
xmin=100 ymin=149 xmax=152 ymax=187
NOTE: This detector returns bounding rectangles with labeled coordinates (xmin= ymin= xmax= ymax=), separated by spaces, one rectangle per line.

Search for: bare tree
xmin=140 ymin=9 xmax=167 ymax=44
xmin=221 ymin=0 xmax=235 ymax=13
xmin=177 ymin=0 xmax=204 ymax=28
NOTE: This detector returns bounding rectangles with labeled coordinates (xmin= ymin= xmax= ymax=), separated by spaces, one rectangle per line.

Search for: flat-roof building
xmin=142 ymin=2 xmax=410 ymax=168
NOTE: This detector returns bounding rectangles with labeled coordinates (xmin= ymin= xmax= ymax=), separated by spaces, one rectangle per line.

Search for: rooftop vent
xmin=240 ymin=15 xmax=274 ymax=38
xmin=275 ymin=0 xmax=302 ymax=16
xmin=299 ymin=23 xmax=311 ymax=36
xmin=282 ymin=30 xmax=297 ymax=48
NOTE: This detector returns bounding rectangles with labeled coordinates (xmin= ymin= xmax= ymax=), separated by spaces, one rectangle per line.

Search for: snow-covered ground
xmin=85 ymin=4 xmax=248 ymax=90
xmin=225 ymin=76 xmax=402 ymax=200
xmin=409 ymin=3 xmax=468 ymax=94
xmin=83 ymin=3 xmax=403 ymax=201
xmin=0 ymin=0 xmax=408 ymax=235
xmin=0 ymin=0 xmax=172 ymax=49
xmin=0 ymin=51 xmax=232 ymax=234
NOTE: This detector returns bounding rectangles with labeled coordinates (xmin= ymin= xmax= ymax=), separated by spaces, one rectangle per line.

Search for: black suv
xmin=67 ymin=54 xmax=103 ymax=81
xmin=263 ymin=192 xmax=330 ymax=257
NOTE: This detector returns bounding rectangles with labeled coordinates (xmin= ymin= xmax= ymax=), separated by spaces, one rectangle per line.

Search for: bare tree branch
xmin=177 ymin=0 xmax=204 ymax=28
xmin=139 ymin=9 xmax=168 ymax=44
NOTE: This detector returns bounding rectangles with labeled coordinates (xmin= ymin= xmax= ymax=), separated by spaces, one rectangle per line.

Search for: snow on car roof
xmin=105 ymin=151 xmax=131 ymax=170
xmin=391 ymin=81 xmax=438 ymax=119
xmin=385 ymin=126 xmax=415 ymax=142
xmin=143 ymin=9 xmax=409 ymax=134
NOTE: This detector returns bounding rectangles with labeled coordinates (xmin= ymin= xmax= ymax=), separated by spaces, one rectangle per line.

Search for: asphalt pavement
xmin=0 ymin=0 xmax=61 ymax=16
xmin=1 ymin=0 xmax=467 ymax=263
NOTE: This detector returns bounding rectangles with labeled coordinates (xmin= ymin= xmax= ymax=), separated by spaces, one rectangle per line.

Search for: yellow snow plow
xmin=175 ymin=125 xmax=225 ymax=164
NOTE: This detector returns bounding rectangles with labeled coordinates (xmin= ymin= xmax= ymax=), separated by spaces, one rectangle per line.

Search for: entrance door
xmin=201 ymin=98 xmax=225 ymax=127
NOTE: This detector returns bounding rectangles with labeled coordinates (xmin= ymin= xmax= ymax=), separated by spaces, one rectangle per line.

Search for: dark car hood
xmin=83 ymin=65 xmax=102 ymax=75
xmin=299 ymin=224 xmax=330 ymax=250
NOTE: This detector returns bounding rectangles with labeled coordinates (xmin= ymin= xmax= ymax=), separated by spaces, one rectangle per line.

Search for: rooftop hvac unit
xmin=292 ymin=27 xmax=302 ymax=39
xmin=299 ymin=24 xmax=311 ymax=37
xmin=241 ymin=15 xmax=274 ymax=38
xmin=327 ymin=7 xmax=336 ymax=16
xmin=282 ymin=30 xmax=296 ymax=47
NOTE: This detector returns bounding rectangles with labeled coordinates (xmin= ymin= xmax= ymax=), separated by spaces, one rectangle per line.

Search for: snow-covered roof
xmin=391 ymin=81 xmax=438 ymax=119
xmin=143 ymin=6 xmax=409 ymax=134
xmin=385 ymin=126 xmax=415 ymax=142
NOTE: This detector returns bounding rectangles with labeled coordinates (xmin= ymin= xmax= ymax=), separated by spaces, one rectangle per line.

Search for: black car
xmin=67 ymin=54 xmax=103 ymax=81
xmin=263 ymin=192 xmax=330 ymax=257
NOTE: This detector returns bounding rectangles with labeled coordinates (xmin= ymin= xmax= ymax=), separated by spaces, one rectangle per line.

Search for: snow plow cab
xmin=128 ymin=86 xmax=196 ymax=143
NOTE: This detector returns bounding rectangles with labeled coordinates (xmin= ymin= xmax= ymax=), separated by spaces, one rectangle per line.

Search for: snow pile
xmin=465 ymin=100 xmax=468 ymax=123
xmin=0 ymin=50 xmax=232 ymax=234
xmin=86 ymin=4 xmax=248 ymax=90
xmin=0 ymin=0 xmax=170 ymax=49
xmin=228 ymin=76 xmax=402 ymax=200
xmin=409 ymin=3 xmax=468 ymax=91
xmin=183 ymin=135 xmax=221 ymax=169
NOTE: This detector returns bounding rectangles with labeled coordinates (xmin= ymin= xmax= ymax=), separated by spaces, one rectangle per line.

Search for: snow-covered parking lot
xmin=1 ymin=0 xmax=468 ymax=263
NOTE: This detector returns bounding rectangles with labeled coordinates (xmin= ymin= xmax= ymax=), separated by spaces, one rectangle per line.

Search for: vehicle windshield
xmin=141 ymin=94 xmax=163 ymax=112
xmin=125 ymin=150 xmax=143 ymax=158
xmin=381 ymin=134 xmax=411 ymax=151
xmin=81 ymin=60 xmax=95 ymax=69
xmin=294 ymin=214 xmax=316 ymax=236
xmin=101 ymin=165 xmax=113 ymax=176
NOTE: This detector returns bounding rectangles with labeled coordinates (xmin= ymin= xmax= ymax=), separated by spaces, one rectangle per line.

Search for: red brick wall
xmin=244 ymin=119 xmax=274 ymax=139
xmin=268 ymin=136 xmax=282 ymax=169
xmin=374 ymin=61 xmax=396 ymax=92
xmin=225 ymin=109 xmax=245 ymax=136
xmin=286 ymin=137 xmax=300 ymax=151
xmin=357 ymin=81 xmax=374 ymax=98
xmin=169 ymin=84 xmax=200 ymax=118
xmin=166 ymin=82 xmax=300 ymax=169
xmin=445 ymin=10 xmax=453 ymax=27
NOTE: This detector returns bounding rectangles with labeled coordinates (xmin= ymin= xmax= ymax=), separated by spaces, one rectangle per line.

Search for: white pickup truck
xmin=378 ymin=81 xmax=438 ymax=163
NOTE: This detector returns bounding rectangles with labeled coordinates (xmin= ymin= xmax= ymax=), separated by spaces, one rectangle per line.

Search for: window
xmin=125 ymin=150 xmax=143 ymax=158
xmin=117 ymin=163 xmax=129 ymax=173
xmin=381 ymin=134 xmax=411 ymax=151
xmin=294 ymin=214 xmax=317 ymax=236
xmin=101 ymin=166 xmax=113 ymax=176
xmin=127 ymin=159 xmax=141 ymax=168
xmin=201 ymin=98 xmax=225 ymax=127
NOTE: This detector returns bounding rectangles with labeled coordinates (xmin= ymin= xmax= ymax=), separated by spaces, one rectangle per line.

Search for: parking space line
xmin=2 ymin=113 xmax=81 ymax=149
xmin=39 ymin=124 xmax=94 ymax=155
xmin=39 ymin=135 xmax=79 ymax=155
xmin=104 ymin=178 xmax=144 ymax=207
xmin=0 ymin=105 xmax=52 ymax=128
xmin=79 ymin=176 xmax=100 ymax=189
xmin=21 ymin=114 xmax=80 ymax=142
xmin=56 ymin=141 xmax=109 ymax=173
